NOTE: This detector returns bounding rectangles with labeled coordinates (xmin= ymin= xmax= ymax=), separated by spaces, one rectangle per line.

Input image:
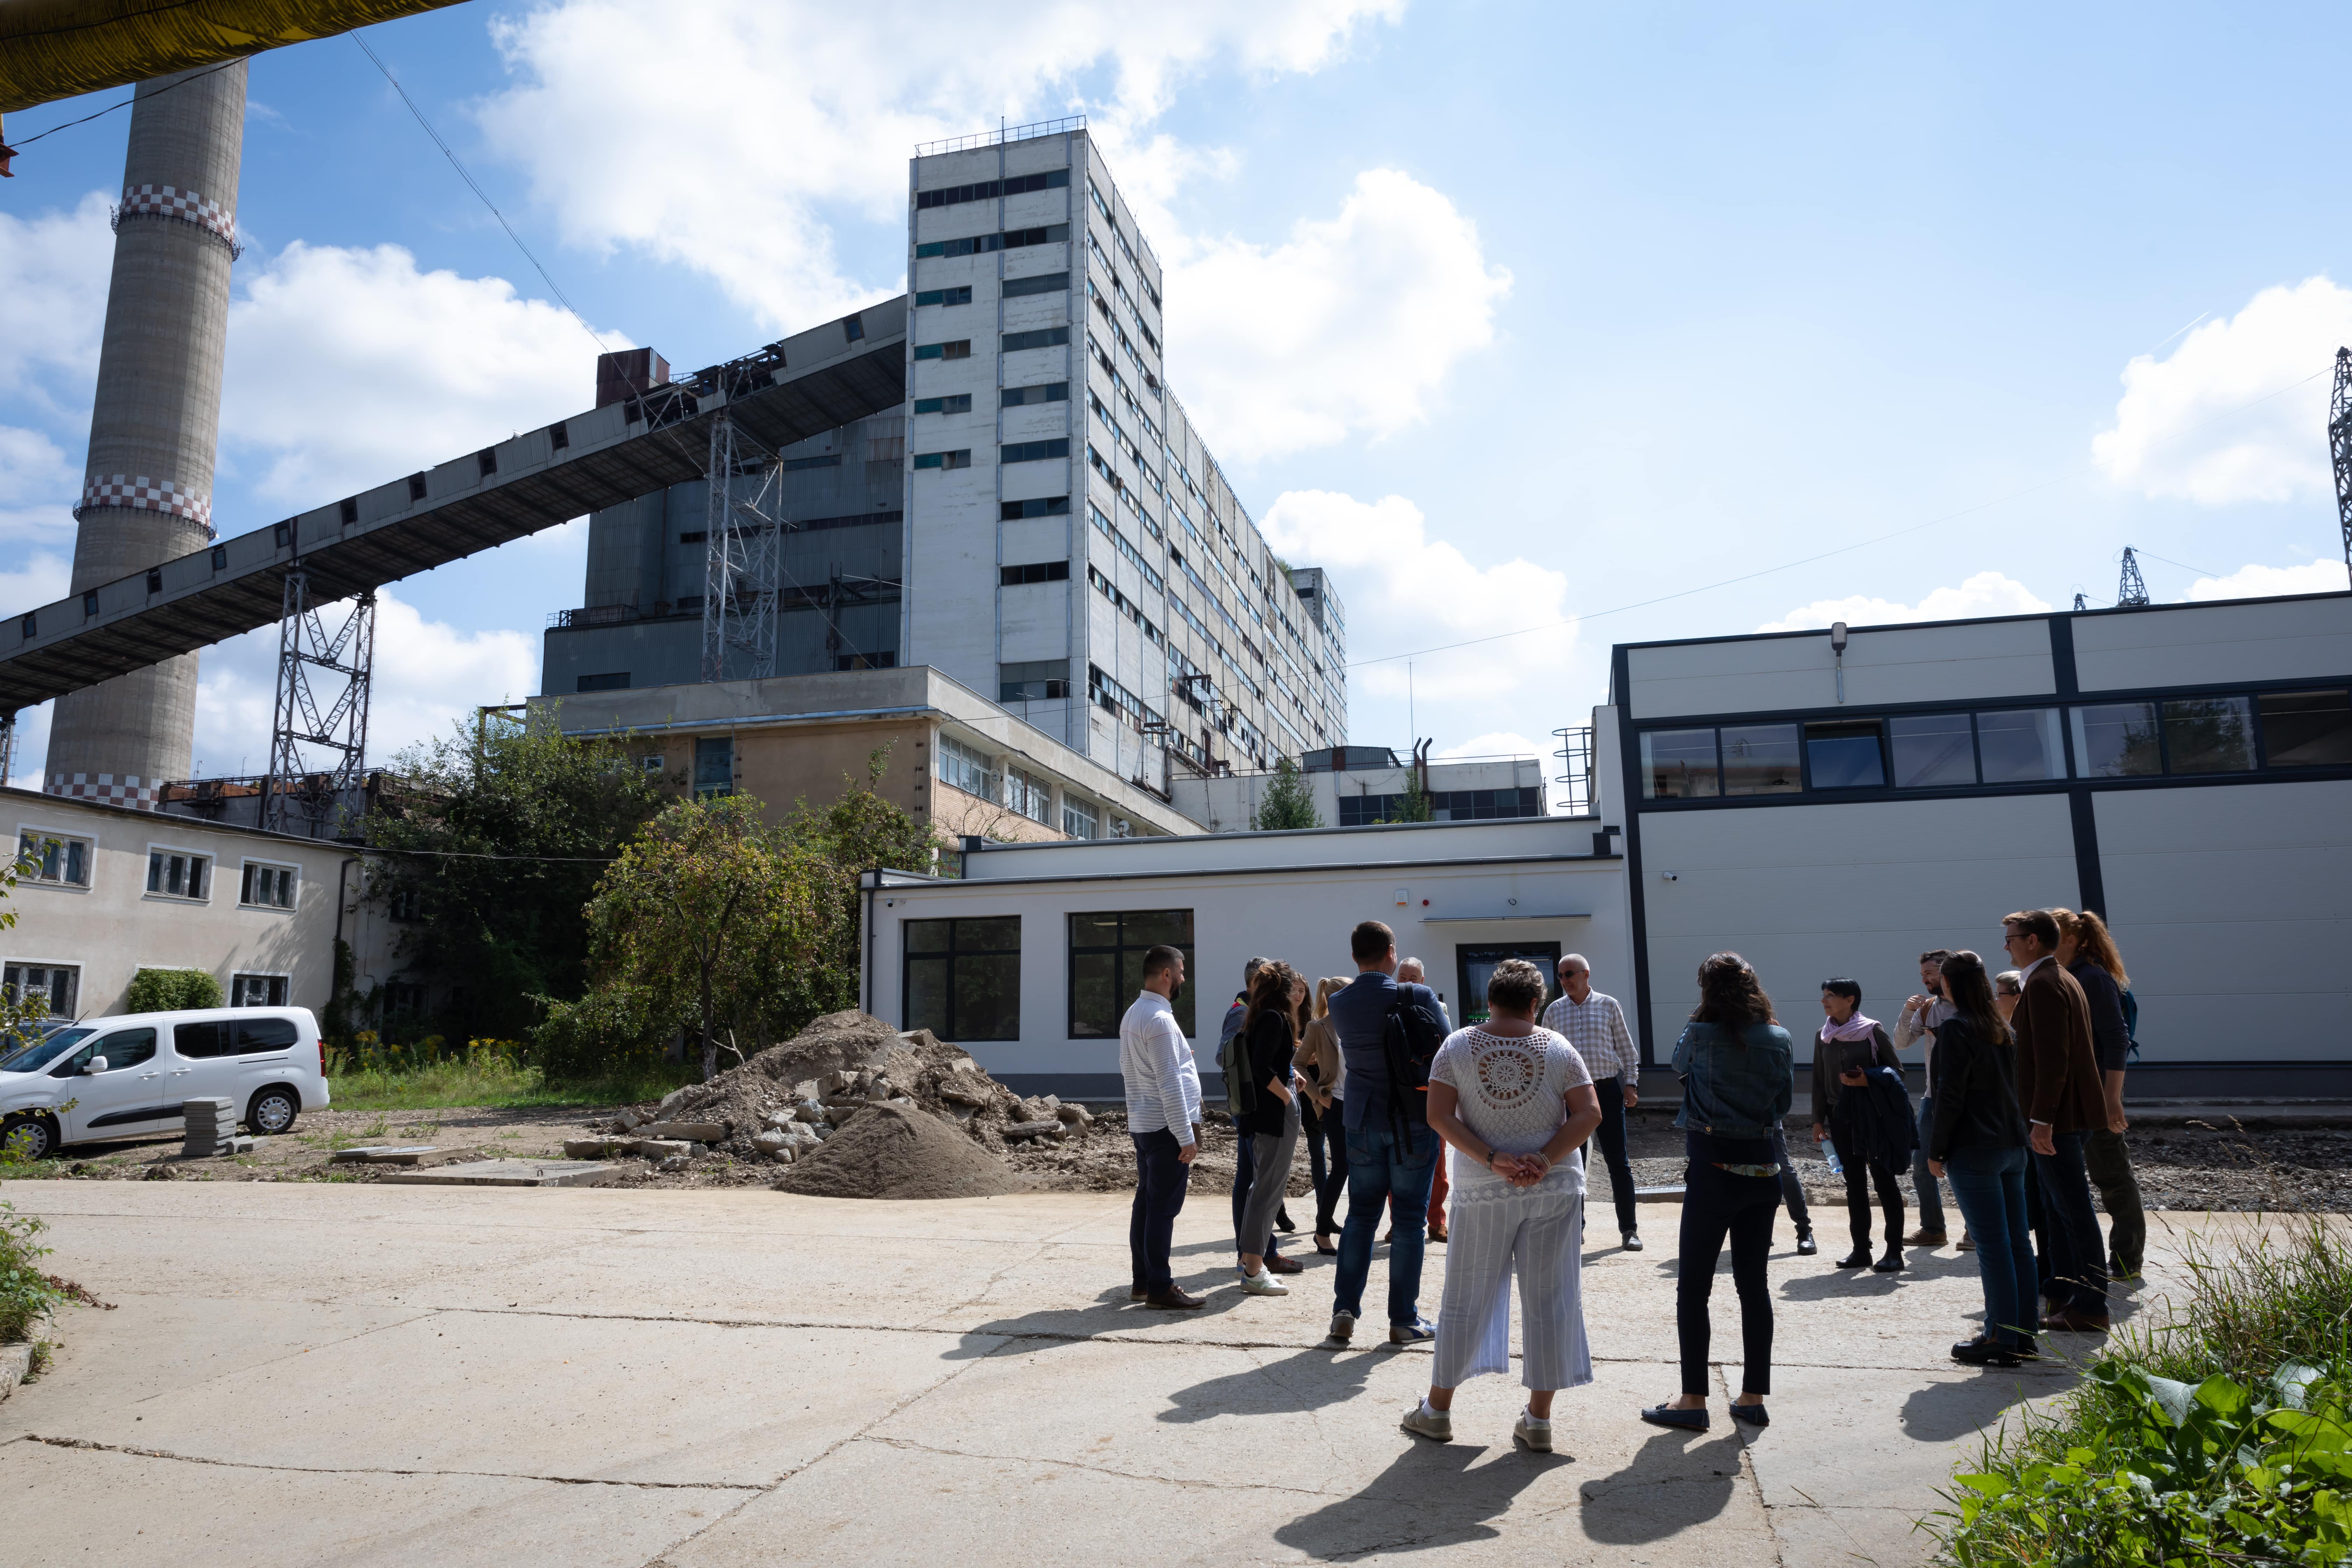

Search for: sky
xmin=4 ymin=0 xmax=2350 ymax=790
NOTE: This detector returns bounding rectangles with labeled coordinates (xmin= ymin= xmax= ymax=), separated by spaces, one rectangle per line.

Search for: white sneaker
xmin=1514 ymin=1409 xmax=1554 ymax=1452
xmin=1329 ymin=1310 xmax=1358 ymax=1341
xmin=1240 ymin=1268 xmax=1289 ymax=1296
xmin=1401 ymin=1401 xmax=1452 ymax=1442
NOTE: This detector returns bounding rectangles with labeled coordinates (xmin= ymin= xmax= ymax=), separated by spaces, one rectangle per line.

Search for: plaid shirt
xmin=1542 ymin=990 xmax=1637 ymax=1082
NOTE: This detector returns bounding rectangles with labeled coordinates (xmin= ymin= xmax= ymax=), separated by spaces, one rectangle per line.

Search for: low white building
xmin=861 ymin=813 xmax=1624 ymax=1096
xmin=1605 ymin=588 xmax=2352 ymax=1098
xmin=3 ymin=787 xmax=402 ymax=1023
xmin=1169 ymin=747 xmax=1550 ymax=833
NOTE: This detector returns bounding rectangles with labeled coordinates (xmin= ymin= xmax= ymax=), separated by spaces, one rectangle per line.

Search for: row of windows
xmin=913 ymin=393 xmax=972 ymax=415
xmin=1000 ymin=560 xmax=1069 ymax=586
xmin=16 ymin=831 xmax=302 ymax=909
xmin=914 ymin=222 xmax=1069 ymax=259
xmin=1639 ymin=687 xmax=2352 ymax=800
xmin=1001 ymin=495 xmax=1069 ymax=520
xmin=902 ymin=909 xmax=1195 ymax=1043
xmin=0 ymin=964 xmax=301 ymax=1024
xmin=1003 ymin=327 xmax=1070 ymax=353
xmin=1000 ymin=658 xmax=1071 ymax=703
xmin=1334 ymin=788 xmax=1545 ymax=827
xmin=778 ymin=453 xmax=840 ymax=471
xmin=1088 ymin=662 xmax=1165 ymax=736
xmin=1001 ymin=381 xmax=1068 ymax=407
xmin=1003 ymin=270 xmax=1069 ymax=299
xmin=1090 ymin=502 xmax=1165 ymax=595
xmin=1090 ymin=565 xmax=1166 ymax=649
xmin=914 ymin=168 xmax=1070 ymax=210
xmin=1002 ymin=438 xmax=1069 ymax=463
xmin=915 ymin=285 xmax=972 ymax=308
xmin=913 ymin=340 xmax=971 ymax=361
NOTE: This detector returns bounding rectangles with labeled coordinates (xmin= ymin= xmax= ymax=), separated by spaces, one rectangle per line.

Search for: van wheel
xmin=246 ymin=1086 xmax=300 ymax=1136
xmin=1 ymin=1111 xmax=59 ymax=1162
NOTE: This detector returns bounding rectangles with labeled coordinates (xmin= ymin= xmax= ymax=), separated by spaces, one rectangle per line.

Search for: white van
xmin=0 ymin=1007 xmax=330 ymax=1160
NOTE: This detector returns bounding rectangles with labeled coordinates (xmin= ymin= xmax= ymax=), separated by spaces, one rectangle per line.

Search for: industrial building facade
xmin=541 ymin=121 xmax=1349 ymax=819
xmin=1606 ymin=591 xmax=2352 ymax=1098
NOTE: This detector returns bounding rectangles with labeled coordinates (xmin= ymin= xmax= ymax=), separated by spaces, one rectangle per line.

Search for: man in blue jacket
xmin=1324 ymin=919 xmax=1444 ymax=1345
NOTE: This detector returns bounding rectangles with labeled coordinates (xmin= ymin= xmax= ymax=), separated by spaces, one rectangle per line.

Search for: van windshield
xmin=0 ymin=1028 xmax=96 ymax=1073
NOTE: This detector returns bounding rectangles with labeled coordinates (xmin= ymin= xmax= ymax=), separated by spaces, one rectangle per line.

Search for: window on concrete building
xmin=693 ymin=737 xmax=734 ymax=799
xmin=998 ymin=562 xmax=1070 ymax=587
xmin=1005 ymin=768 xmax=1053 ymax=826
xmin=2161 ymin=695 xmax=2256 ymax=774
xmin=913 ymin=168 xmax=1068 ymax=209
xmin=1002 ymin=271 xmax=1070 ymax=299
xmin=912 ymin=340 xmax=973 ymax=361
xmin=231 ymin=973 xmax=290 ymax=1007
xmin=1000 ymin=659 xmax=1070 ymax=702
xmin=1069 ymin=911 xmax=1194 ymax=1039
xmin=1720 ymin=724 xmax=1801 ymax=794
xmin=2069 ymin=702 xmax=2163 ymax=779
xmin=1889 ymin=712 xmax=1977 ymax=788
xmin=3 ymin=963 xmax=78 ymax=1017
xmin=1000 ymin=383 xmax=1068 ymax=407
xmin=1062 ymin=796 xmax=1100 ymax=839
xmin=903 ymin=917 xmax=1021 ymax=1041
xmin=1000 ymin=496 xmax=1069 ymax=520
xmin=912 ymin=449 xmax=972 ymax=470
xmin=915 ymin=286 xmax=973 ymax=307
xmin=937 ymin=736 xmax=996 ymax=800
xmin=913 ymin=223 xmax=1069 ymax=258
xmin=146 ymin=849 xmax=210 ymax=901
xmin=778 ymin=453 xmax=842 ymax=472
xmin=2261 ymin=689 xmax=2352 ymax=767
xmin=1803 ymin=720 xmax=1886 ymax=790
xmin=17 ymin=831 xmax=90 ymax=888
xmin=388 ymin=883 xmax=424 ymax=922
xmin=1639 ymin=728 xmax=1720 ymax=800
xmin=239 ymin=861 xmax=298 ymax=910
xmin=1975 ymin=708 xmax=2064 ymax=782
xmin=383 ymin=980 xmax=427 ymax=1021
xmin=1001 ymin=328 xmax=1070 ymax=353
xmin=913 ymin=394 xmax=973 ymax=414
xmin=576 ymin=672 xmax=629 ymax=693
xmin=1000 ymin=438 xmax=1070 ymax=464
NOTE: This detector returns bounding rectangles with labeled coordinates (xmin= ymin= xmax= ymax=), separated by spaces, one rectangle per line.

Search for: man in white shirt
xmin=1121 ymin=943 xmax=1206 ymax=1309
xmin=1543 ymin=954 xmax=1644 ymax=1250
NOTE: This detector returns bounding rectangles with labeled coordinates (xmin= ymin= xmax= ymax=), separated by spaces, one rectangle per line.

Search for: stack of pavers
xmin=180 ymin=1098 xmax=252 ymax=1159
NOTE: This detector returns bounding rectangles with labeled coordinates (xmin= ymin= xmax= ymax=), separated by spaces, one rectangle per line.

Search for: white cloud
xmin=220 ymin=240 xmax=617 ymax=509
xmin=1169 ymin=171 xmax=1510 ymax=462
xmin=0 ymin=426 xmax=77 ymax=542
xmin=1434 ymin=730 xmax=1549 ymax=761
xmin=1757 ymin=571 xmax=2051 ymax=633
xmin=0 ymin=192 xmax=113 ymax=401
xmin=1260 ymin=488 xmax=1576 ymax=743
xmin=2091 ymin=276 xmax=2352 ymax=505
xmin=478 ymin=0 xmax=1401 ymax=330
xmin=180 ymin=588 xmax=539 ymax=779
xmin=2186 ymin=558 xmax=2350 ymax=601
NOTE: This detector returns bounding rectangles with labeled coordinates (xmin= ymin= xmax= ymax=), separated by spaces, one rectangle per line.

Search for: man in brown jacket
xmin=2001 ymin=908 xmax=2110 ymax=1332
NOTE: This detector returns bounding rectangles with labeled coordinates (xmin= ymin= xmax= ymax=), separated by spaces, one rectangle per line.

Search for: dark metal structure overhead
xmin=0 ymin=298 xmax=907 ymax=715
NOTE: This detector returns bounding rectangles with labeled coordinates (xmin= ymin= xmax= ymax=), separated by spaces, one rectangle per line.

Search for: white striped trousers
xmin=1431 ymin=1186 xmax=1593 ymax=1391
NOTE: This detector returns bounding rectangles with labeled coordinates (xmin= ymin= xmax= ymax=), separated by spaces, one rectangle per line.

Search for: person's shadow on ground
xmin=1156 ymin=1345 xmax=1383 ymax=1423
xmin=1574 ymin=1427 xmax=1747 ymax=1545
xmin=1271 ymin=1434 xmax=1572 ymax=1556
xmin=1900 ymin=1365 xmax=2078 ymax=1442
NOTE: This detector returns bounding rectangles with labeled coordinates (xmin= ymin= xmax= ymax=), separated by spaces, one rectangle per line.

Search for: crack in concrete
xmin=16 ymin=1433 xmax=762 ymax=1492
xmin=1717 ymin=1363 xmax=1791 ymax=1568
xmin=862 ymin=1432 xmax=1342 ymax=1499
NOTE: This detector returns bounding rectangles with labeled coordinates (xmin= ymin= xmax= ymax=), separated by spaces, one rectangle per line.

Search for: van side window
xmin=94 ymin=1028 xmax=157 ymax=1070
xmin=174 ymin=1020 xmax=232 ymax=1058
xmin=234 ymin=1017 xmax=300 ymax=1054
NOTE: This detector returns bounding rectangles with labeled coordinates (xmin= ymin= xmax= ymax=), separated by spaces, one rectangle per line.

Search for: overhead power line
xmin=4 ymin=57 xmax=246 ymax=150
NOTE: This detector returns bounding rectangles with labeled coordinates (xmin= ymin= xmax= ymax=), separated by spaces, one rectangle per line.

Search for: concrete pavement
xmin=4 ymin=1177 xmax=2238 ymax=1566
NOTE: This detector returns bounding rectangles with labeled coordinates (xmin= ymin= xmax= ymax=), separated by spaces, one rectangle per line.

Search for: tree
xmin=586 ymin=793 xmax=849 ymax=1080
xmin=1384 ymin=773 xmax=1434 ymax=824
xmin=364 ymin=708 xmax=665 ymax=1042
xmin=1251 ymin=755 xmax=1323 ymax=831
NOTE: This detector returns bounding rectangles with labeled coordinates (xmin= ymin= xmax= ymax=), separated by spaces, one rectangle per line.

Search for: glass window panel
xmin=905 ymin=955 xmax=950 ymax=1036
xmin=1804 ymin=720 xmax=1887 ymax=789
xmin=94 ymin=1029 xmax=156 ymax=1070
xmin=951 ymin=954 xmax=1020 ymax=1040
xmin=1977 ymin=707 xmax=2064 ymax=782
xmin=2260 ymin=689 xmax=2352 ymax=767
xmin=1068 ymin=951 xmax=1118 ymax=1037
xmin=174 ymin=1021 xmax=230 ymax=1059
xmin=2162 ymin=695 xmax=2256 ymax=774
xmin=1639 ymin=728 xmax=1720 ymax=799
xmin=956 ymin=916 xmax=1021 ymax=953
xmin=234 ymin=1017 xmax=300 ymax=1051
xmin=905 ymin=919 xmax=951 ymax=954
xmin=1721 ymin=723 xmax=1801 ymax=794
xmin=2070 ymin=703 xmax=2162 ymax=778
xmin=1888 ymin=712 xmax=1977 ymax=788
xmin=1122 ymin=909 xmax=1193 ymax=948
xmin=1068 ymin=912 xmax=1121 ymax=948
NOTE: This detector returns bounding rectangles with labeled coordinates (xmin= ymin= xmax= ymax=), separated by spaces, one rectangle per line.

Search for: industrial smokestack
xmin=45 ymin=62 xmax=246 ymax=808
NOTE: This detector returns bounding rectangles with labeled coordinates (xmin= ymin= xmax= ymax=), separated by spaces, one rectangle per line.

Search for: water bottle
xmin=1823 ymin=1140 xmax=1843 ymax=1178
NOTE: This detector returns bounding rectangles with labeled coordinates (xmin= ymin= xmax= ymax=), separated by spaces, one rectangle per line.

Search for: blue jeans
xmin=2033 ymin=1130 xmax=2109 ymax=1316
xmin=1334 ymin=1121 xmax=1440 ymax=1325
xmin=1129 ymin=1128 xmax=1191 ymax=1295
xmin=1944 ymin=1143 xmax=2035 ymax=1351
xmin=1910 ymin=1094 xmax=1948 ymax=1233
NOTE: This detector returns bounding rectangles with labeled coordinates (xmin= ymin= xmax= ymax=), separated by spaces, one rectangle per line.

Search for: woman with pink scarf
xmin=1808 ymin=978 xmax=1906 ymax=1271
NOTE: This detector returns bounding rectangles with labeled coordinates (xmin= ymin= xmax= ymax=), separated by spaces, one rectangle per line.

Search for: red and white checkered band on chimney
xmin=119 ymin=184 xmax=239 ymax=249
xmin=79 ymin=475 xmax=213 ymax=532
xmin=44 ymin=773 xmax=162 ymax=810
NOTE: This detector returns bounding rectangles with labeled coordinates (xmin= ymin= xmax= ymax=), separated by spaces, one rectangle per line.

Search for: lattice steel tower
xmin=2331 ymin=347 xmax=2352 ymax=584
xmin=2116 ymin=547 xmax=2150 ymax=607
xmin=260 ymin=572 xmax=374 ymax=838
xmin=700 ymin=413 xmax=783 ymax=682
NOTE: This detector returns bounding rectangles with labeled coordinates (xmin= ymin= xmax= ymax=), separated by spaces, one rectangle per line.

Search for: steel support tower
xmin=2331 ymin=347 xmax=2352 ymax=583
xmin=2116 ymin=547 xmax=2150 ymax=607
xmin=259 ymin=572 xmax=374 ymax=839
xmin=700 ymin=413 xmax=783 ymax=682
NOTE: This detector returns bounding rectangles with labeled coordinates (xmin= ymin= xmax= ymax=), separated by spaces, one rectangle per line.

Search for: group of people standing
xmin=1113 ymin=904 xmax=2144 ymax=1446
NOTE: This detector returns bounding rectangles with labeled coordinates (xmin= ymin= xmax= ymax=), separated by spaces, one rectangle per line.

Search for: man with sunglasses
xmin=2000 ymin=909 xmax=2109 ymax=1334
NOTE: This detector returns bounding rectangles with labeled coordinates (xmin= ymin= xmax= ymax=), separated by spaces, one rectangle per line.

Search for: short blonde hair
xmin=1994 ymin=969 xmax=2023 ymax=995
xmin=1487 ymin=958 xmax=1548 ymax=1015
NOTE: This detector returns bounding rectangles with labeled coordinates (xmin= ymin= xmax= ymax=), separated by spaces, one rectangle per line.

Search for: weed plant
xmin=325 ymin=1057 xmax=696 ymax=1112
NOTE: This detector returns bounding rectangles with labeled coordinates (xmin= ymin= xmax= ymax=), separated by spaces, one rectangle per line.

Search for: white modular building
xmin=1606 ymin=589 xmax=2352 ymax=1098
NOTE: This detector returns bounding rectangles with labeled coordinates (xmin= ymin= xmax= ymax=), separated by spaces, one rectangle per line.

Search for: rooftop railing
xmin=915 ymin=115 xmax=1088 ymax=157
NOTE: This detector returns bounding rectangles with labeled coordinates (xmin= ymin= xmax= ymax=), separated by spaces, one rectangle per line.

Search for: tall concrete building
xmin=544 ymin=122 xmax=1347 ymax=801
xmin=46 ymin=64 xmax=246 ymax=808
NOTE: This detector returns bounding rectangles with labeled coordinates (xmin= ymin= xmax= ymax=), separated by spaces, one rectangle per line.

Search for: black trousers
xmin=1302 ymin=1097 xmax=1349 ymax=1236
xmin=1773 ymin=1126 xmax=1812 ymax=1236
xmin=1129 ymin=1128 xmax=1190 ymax=1294
xmin=1829 ymin=1113 xmax=1904 ymax=1252
xmin=1677 ymin=1159 xmax=1779 ymax=1396
xmin=1587 ymin=1075 xmax=1639 ymax=1235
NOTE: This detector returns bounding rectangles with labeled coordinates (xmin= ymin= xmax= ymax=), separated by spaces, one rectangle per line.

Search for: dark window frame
xmin=902 ymin=917 xmax=1023 ymax=1042
xmin=1068 ymin=910 xmax=1195 ymax=1040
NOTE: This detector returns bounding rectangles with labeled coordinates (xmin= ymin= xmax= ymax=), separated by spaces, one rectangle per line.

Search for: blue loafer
xmin=1640 ymin=1403 xmax=1710 ymax=1431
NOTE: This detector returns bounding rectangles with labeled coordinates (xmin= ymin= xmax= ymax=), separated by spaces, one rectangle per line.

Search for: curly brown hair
xmin=1690 ymin=951 xmax=1777 ymax=1030
xmin=1244 ymin=960 xmax=1306 ymax=1036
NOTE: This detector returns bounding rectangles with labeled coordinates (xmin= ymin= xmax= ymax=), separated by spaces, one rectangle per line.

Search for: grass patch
xmin=325 ymin=1058 xmax=696 ymax=1112
xmin=1937 ymin=1218 xmax=2352 ymax=1564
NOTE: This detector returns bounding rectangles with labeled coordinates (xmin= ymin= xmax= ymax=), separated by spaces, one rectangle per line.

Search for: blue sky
xmin=3 ymin=0 xmax=2348 ymax=784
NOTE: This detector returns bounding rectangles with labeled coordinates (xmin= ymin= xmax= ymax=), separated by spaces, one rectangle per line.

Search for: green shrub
xmin=530 ymin=983 xmax=679 ymax=1084
xmin=0 ymin=1202 xmax=64 ymax=1344
xmin=126 ymin=967 xmax=224 ymax=1013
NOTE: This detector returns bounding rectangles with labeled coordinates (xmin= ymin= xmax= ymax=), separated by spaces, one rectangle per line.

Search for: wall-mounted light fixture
xmin=1830 ymin=621 xmax=1849 ymax=704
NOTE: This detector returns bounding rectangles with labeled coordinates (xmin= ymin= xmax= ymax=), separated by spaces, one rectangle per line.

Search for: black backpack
xmin=1380 ymin=987 xmax=1450 ymax=1132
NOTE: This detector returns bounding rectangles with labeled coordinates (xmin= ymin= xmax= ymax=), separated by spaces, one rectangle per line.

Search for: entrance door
xmin=1453 ymin=943 xmax=1563 ymax=1028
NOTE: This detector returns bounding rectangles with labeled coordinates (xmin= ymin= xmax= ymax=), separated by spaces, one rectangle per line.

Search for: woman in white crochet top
xmin=1400 ymin=958 xmax=1604 ymax=1451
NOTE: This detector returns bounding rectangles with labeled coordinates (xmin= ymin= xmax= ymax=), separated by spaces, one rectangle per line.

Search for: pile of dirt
xmin=774 ymin=1104 xmax=1036 ymax=1200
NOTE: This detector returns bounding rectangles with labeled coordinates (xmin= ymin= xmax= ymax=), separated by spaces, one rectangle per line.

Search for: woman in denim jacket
xmin=1642 ymin=952 xmax=1796 ymax=1433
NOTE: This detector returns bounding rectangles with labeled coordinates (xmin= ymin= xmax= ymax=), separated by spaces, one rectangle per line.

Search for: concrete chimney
xmin=45 ymin=63 xmax=246 ymax=808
